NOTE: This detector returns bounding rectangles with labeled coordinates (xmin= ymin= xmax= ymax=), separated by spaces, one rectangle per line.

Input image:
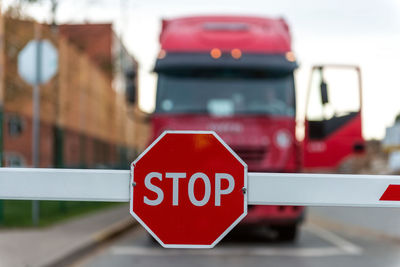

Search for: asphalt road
xmin=310 ymin=206 xmax=400 ymax=238
xmin=74 ymin=208 xmax=400 ymax=267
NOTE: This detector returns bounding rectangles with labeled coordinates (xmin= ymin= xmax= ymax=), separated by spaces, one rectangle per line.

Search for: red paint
xmin=380 ymin=185 xmax=400 ymax=201
xmin=152 ymin=115 xmax=299 ymax=172
xmin=244 ymin=205 xmax=302 ymax=224
xmin=303 ymin=113 xmax=364 ymax=169
xmin=160 ymin=16 xmax=292 ymax=53
xmin=153 ymin=15 xmax=303 ymax=230
xmin=131 ymin=132 xmax=246 ymax=246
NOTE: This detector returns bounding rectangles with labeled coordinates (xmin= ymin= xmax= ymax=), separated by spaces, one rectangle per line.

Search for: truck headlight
xmin=275 ymin=130 xmax=292 ymax=149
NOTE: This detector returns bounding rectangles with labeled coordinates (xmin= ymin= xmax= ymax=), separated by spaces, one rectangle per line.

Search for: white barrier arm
xmin=0 ymin=168 xmax=130 ymax=202
xmin=248 ymin=172 xmax=400 ymax=207
xmin=1 ymin=168 xmax=400 ymax=207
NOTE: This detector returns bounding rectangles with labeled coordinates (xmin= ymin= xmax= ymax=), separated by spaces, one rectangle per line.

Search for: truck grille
xmin=232 ymin=147 xmax=266 ymax=164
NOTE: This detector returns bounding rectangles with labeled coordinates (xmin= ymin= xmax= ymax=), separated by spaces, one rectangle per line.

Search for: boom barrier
xmin=1 ymin=168 xmax=399 ymax=207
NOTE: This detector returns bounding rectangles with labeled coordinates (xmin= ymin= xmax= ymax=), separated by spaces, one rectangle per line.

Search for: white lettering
xmin=166 ymin=172 xmax=186 ymax=206
xmin=142 ymin=171 xmax=235 ymax=207
xmin=215 ymin=173 xmax=235 ymax=206
xmin=143 ymin=172 xmax=164 ymax=206
xmin=188 ymin=172 xmax=211 ymax=206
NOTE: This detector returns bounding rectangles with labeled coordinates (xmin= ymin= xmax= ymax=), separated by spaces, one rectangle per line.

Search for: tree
xmin=395 ymin=113 xmax=400 ymax=124
xmin=5 ymin=0 xmax=58 ymax=26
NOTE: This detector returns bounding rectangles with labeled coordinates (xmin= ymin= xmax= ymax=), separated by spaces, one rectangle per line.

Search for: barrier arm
xmin=0 ymin=168 xmax=399 ymax=207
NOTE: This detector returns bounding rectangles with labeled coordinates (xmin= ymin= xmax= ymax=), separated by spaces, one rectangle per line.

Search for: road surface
xmin=74 ymin=207 xmax=400 ymax=267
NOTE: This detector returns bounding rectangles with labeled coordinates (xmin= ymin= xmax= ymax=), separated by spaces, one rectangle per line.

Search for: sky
xmin=3 ymin=0 xmax=400 ymax=139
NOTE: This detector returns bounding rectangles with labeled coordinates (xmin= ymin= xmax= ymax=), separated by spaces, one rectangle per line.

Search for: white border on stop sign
xmin=130 ymin=130 xmax=248 ymax=249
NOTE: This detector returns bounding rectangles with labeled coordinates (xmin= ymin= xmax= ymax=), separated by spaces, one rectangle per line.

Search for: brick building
xmin=0 ymin=16 xmax=149 ymax=168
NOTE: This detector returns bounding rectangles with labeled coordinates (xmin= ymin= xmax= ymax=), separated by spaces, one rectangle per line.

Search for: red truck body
xmin=159 ymin=16 xmax=291 ymax=53
xmin=302 ymin=64 xmax=365 ymax=170
xmin=151 ymin=16 xmax=364 ymax=240
xmin=303 ymin=113 xmax=364 ymax=169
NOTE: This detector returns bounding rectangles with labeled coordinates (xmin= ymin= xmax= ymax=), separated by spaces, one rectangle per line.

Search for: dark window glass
xmin=155 ymin=70 xmax=295 ymax=117
xmin=5 ymin=153 xmax=25 ymax=167
xmin=8 ymin=114 xmax=24 ymax=137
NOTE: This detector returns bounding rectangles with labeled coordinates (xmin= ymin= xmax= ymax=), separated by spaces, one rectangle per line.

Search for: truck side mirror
xmin=126 ymin=84 xmax=137 ymax=104
xmin=320 ymin=80 xmax=329 ymax=105
xmin=125 ymin=69 xmax=137 ymax=104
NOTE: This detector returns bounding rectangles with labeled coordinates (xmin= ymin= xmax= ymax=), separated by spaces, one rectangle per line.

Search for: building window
xmin=5 ymin=152 xmax=26 ymax=167
xmin=8 ymin=114 xmax=24 ymax=137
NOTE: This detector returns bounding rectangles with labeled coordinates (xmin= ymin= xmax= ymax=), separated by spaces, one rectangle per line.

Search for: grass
xmin=0 ymin=200 xmax=120 ymax=227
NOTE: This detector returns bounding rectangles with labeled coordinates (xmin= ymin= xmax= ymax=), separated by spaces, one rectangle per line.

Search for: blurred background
xmin=1 ymin=1 xmax=400 ymax=266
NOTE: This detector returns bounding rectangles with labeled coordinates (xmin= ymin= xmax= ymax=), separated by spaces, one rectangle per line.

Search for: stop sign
xmin=130 ymin=131 xmax=247 ymax=248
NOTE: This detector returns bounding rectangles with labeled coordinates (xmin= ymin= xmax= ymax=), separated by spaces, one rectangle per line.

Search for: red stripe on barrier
xmin=380 ymin=185 xmax=400 ymax=201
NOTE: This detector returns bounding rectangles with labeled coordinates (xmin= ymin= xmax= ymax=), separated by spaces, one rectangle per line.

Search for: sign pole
xmin=0 ymin=107 xmax=4 ymax=225
xmin=32 ymin=22 xmax=42 ymax=226
xmin=17 ymin=23 xmax=58 ymax=226
xmin=0 ymin=6 xmax=5 ymax=225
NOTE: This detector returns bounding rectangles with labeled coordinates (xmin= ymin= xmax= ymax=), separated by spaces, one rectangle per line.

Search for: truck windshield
xmin=155 ymin=70 xmax=295 ymax=117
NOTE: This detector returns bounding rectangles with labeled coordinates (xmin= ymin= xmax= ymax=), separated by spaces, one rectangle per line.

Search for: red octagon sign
xmin=130 ymin=131 xmax=247 ymax=248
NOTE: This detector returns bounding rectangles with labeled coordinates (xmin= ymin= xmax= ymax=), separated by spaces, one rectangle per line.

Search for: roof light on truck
xmin=285 ymin=51 xmax=296 ymax=62
xmin=275 ymin=130 xmax=292 ymax=149
xmin=158 ymin=49 xmax=167 ymax=59
xmin=210 ymin=48 xmax=222 ymax=59
xmin=231 ymin=49 xmax=242 ymax=59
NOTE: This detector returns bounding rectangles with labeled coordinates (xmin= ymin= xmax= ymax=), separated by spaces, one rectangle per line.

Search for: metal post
xmin=32 ymin=22 xmax=42 ymax=226
xmin=0 ymin=105 xmax=4 ymax=225
xmin=0 ymin=3 xmax=5 ymax=225
xmin=32 ymin=82 xmax=41 ymax=168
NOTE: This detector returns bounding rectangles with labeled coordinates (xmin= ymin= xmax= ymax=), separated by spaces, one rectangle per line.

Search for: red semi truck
xmin=150 ymin=16 xmax=364 ymax=240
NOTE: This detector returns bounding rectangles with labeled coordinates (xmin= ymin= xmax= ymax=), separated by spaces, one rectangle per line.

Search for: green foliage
xmin=395 ymin=113 xmax=400 ymax=123
xmin=0 ymin=200 xmax=120 ymax=227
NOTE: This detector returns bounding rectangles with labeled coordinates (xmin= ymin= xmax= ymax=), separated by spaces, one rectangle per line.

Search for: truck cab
xmin=151 ymin=16 xmax=304 ymax=240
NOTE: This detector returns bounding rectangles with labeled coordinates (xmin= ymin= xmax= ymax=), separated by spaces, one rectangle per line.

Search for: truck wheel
xmin=273 ymin=224 xmax=298 ymax=242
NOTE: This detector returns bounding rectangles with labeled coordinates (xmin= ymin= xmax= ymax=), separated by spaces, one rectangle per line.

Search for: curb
xmin=43 ymin=217 xmax=138 ymax=267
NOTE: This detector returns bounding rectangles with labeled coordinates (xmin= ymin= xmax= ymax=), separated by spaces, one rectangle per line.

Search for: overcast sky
xmin=4 ymin=0 xmax=400 ymax=139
